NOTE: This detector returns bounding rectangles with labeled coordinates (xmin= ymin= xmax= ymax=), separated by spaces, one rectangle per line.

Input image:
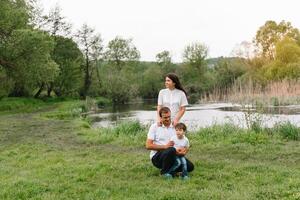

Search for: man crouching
xmin=145 ymin=107 xmax=194 ymax=178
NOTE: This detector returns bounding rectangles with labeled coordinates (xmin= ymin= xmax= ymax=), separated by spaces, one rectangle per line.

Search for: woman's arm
xmin=173 ymin=106 xmax=186 ymax=126
xmin=157 ymin=105 xmax=162 ymax=125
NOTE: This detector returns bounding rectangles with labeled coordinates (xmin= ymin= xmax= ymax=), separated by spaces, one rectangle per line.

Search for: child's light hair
xmin=175 ymin=123 xmax=187 ymax=132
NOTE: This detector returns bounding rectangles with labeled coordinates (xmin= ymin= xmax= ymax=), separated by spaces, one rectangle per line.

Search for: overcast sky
xmin=39 ymin=0 xmax=300 ymax=62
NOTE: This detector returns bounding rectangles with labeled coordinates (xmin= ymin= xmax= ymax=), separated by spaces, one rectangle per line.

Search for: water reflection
xmin=218 ymin=104 xmax=300 ymax=115
xmin=89 ymin=102 xmax=300 ymax=130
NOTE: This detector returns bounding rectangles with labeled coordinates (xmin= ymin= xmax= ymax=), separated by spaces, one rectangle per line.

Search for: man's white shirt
xmin=147 ymin=123 xmax=176 ymax=159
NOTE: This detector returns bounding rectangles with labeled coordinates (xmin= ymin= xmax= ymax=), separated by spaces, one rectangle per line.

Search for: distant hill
xmin=206 ymin=57 xmax=247 ymax=68
xmin=138 ymin=56 xmax=246 ymax=68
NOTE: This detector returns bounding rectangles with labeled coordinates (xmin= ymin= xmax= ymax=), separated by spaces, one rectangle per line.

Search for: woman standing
xmin=157 ymin=73 xmax=188 ymax=126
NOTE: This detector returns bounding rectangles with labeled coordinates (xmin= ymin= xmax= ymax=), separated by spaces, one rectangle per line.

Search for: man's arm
xmin=146 ymin=139 xmax=174 ymax=150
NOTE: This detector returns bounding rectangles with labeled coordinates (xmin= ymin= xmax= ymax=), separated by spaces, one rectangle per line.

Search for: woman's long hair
xmin=166 ymin=73 xmax=187 ymax=95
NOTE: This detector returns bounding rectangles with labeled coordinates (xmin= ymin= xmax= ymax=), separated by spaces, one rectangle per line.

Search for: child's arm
xmin=175 ymin=146 xmax=189 ymax=155
xmin=177 ymin=147 xmax=188 ymax=155
xmin=175 ymin=138 xmax=190 ymax=155
xmin=181 ymin=138 xmax=190 ymax=155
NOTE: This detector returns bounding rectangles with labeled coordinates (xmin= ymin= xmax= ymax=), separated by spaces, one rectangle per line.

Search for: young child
xmin=166 ymin=122 xmax=190 ymax=179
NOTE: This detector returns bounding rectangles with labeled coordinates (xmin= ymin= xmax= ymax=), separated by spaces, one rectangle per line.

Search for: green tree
xmin=156 ymin=50 xmax=175 ymax=74
xmin=0 ymin=0 xmax=59 ymax=97
xmin=180 ymin=42 xmax=209 ymax=101
xmin=42 ymin=5 xmax=72 ymax=37
xmin=75 ymin=24 xmax=103 ymax=98
xmin=156 ymin=50 xmax=171 ymax=66
xmin=0 ymin=0 xmax=30 ymax=41
xmin=104 ymin=37 xmax=140 ymax=70
xmin=140 ymin=65 xmax=163 ymax=98
xmin=276 ymin=37 xmax=300 ymax=64
xmin=0 ymin=67 xmax=13 ymax=99
xmin=262 ymin=37 xmax=300 ymax=80
xmin=27 ymin=0 xmax=46 ymax=29
xmin=101 ymin=69 xmax=138 ymax=104
xmin=0 ymin=0 xmax=30 ymax=69
xmin=183 ymin=42 xmax=208 ymax=72
xmin=254 ymin=20 xmax=300 ymax=60
xmin=5 ymin=29 xmax=58 ymax=96
xmin=51 ymin=36 xmax=84 ymax=97
xmin=214 ymin=58 xmax=248 ymax=89
xmin=36 ymin=4 xmax=73 ymax=96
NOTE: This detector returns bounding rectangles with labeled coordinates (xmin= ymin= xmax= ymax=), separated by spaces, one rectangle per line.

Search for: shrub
xmin=95 ymin=97 xmax=111 ymax=108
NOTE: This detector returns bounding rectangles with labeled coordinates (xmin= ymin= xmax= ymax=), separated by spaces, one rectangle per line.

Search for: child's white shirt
xmin=170 ymin=135 xmax=189 ymax=149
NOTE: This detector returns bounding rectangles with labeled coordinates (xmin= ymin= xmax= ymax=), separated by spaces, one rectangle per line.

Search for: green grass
xmin=0 ymin=98 xmax=300 ymax=199
xmin=273 ymin=121 xmax=300 ymax=141
xmin=40 ymin=100 xmax=86 ymax=120
xmin=0 ymin=97 xmax=47 ymax=113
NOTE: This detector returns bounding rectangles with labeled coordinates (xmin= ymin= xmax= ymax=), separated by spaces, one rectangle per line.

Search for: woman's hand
xmin=172 ymin=106 xmax=186 ymax=126
xmin=157 ymin=117 xmax=162 ymax=126
xmin=157 ymin=105 xmax=162 ymax=126
xmin=172 ymin=118 xmax=179 ymax=126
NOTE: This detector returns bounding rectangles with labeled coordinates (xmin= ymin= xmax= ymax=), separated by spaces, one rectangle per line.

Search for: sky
xmin=39 ymin=0 xmax=300 ymax=62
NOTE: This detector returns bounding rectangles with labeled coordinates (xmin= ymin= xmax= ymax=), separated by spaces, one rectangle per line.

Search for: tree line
xmin=1 ymin=0 xmax=300 ymax=104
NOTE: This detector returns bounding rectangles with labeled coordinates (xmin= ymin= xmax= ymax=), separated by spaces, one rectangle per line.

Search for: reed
xmin=203 ymin=80 xmax=300 ymax=106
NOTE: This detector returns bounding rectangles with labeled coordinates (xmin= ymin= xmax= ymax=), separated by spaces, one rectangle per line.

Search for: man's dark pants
xmin=151 ymin=147 xmax=194 ymax=175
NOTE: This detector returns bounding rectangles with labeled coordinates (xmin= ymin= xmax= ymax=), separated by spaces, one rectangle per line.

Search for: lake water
xmin=89 ymin=102 xmax=300 ymax=130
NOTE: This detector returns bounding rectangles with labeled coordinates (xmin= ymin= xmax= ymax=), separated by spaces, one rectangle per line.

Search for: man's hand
xmin=165 ymin=141 xmax=174 ymax=149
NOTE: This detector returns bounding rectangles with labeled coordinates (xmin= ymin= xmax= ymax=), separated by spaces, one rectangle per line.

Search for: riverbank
xmin=0 ymin=99 xmax=299 ymax=199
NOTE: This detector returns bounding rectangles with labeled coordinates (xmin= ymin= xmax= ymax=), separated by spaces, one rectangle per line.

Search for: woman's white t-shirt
xmin=158 ymin=88 xmax=188 ymax=120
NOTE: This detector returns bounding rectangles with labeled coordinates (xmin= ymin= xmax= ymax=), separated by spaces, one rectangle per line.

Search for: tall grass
xmin=273 ymin=121 xmax=300 ymax=140
xmin=203 ymin=80 xmax=300 ymax=105
xmin=76 ymin=120 xmax=299 ymax=152
xmin=77 ymin=121 xmax=147 ymax=146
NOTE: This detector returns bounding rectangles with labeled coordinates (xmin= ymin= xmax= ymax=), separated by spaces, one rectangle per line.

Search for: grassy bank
xmin=0 ymin=98 xmax=300 ymax=199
